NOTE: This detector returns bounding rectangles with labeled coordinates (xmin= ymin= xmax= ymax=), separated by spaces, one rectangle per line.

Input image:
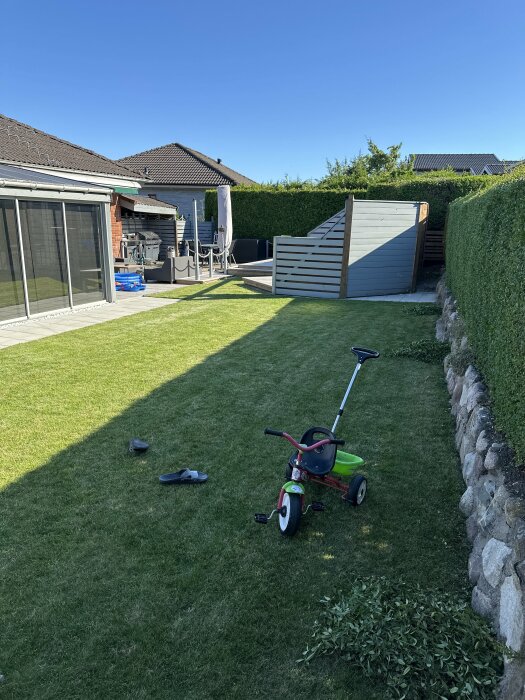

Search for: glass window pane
xmin=65 ymin=204 xmax=105 ymax=305
xmin=18 ymin=201 xmax=70 ymax=314
xmin=0 ymin=199 xmax=26 ymax=321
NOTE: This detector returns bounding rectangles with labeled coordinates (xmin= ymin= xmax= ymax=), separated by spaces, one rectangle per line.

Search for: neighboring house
xmin=412 ymin=153 xmax=501 ymax=175
xmin=0 ymin=113 xmax=147 ymax=256
xmin=481 ymin=161 xmax=522 ymax=175
xmin=117 ymin=142 xmax=257 ymax=221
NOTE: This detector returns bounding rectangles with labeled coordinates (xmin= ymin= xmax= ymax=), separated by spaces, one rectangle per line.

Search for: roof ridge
xmin=412 ymin=152 xmax=499 ymax=156
xmin=0 ymin=113 xmax=141 ymax=177
xmin=178 ymin=143 xmax=256 ymax=184
xmin=117 ymin=141 xmax=183 ymax=161
xmin=176 ymin=142 xmax=237 ymax=183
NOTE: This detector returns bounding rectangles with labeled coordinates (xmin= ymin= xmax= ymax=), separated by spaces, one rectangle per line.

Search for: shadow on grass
xmin=0 ymin=293 xmax=467 ymax=700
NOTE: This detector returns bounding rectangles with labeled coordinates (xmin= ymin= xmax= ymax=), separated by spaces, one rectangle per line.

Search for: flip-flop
xmin=129 ymin=438 xmax=149 ymax=453
xmin=159 ymin=469 xmax=208 ymax=485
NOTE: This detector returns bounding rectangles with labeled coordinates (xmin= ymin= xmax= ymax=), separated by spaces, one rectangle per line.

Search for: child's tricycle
xmin=254 ymin=346 xmax=379 ymax=536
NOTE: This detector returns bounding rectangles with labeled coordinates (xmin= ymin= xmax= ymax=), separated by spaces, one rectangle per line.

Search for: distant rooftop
xmin=481 ymin=161 xmax=522 ymax=175
xmin=412 ymin=153 xmax=500 ymax=175
xmin=117 ymin=142 xmax=257 ymax=187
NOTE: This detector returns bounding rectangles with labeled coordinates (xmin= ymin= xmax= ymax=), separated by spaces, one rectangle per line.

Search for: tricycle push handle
xmin=351 ymin=346 xmax=380 ymax=364
xmin=264 ymin=428 xmax=284 ymax=437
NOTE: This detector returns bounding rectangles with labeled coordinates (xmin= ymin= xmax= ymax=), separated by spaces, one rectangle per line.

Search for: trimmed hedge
xmin=205 ymin=189 xmax=360 ymax=240
xmin=446 ymin=179 xmax=525 ymax=462
xmin=366 ymin=176 xmax=499 ymax=230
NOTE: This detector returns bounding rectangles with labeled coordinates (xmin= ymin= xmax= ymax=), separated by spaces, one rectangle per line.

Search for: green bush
xmin=205 ymin=188 xmax=357 ymax=240
xmin=391 ymin=338 xmax=449 ymax=364
xmin=366 ymin=176 xmax=499 ymax=230
xmin=301 ymin=577 xmax=503 ymax=699
xmin=402 ymin=303 xmax=440 ymax=316
xmin=446 ymin=178 xmax=525 ymax=462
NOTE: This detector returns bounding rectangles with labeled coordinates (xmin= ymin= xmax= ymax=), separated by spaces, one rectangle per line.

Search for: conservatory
xmin=0 ymin=165 xmax=115 ymax=325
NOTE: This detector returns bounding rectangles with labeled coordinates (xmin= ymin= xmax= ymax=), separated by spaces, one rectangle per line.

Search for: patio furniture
xmin=230 ymin=239 xmax=269 ymax=264
xmin=143 ymin=256 xmax=196 ymax=283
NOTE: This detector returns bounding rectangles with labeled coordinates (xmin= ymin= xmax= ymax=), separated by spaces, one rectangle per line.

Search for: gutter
xmin=0 ymin=178 xmax=112 ymax=194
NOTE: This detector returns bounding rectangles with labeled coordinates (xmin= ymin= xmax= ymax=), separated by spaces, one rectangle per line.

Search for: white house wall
xmin=139 ymin=187 xmax=207 ymax=222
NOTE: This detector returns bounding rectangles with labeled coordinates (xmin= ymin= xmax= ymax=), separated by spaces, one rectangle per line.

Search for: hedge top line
xmin=204 ymin=173 xmax=506 ymax=238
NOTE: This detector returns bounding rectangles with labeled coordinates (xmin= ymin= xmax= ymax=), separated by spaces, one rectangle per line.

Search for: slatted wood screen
xmin=122 ymin=217 xmax=215 ymax=259
xmin=272 ymin=198 xmax=427 ymax=298
xmin=423 ymin=230 xmax=445 ymax=262
xmin=272 ymin=222 xmax=345 ymax=298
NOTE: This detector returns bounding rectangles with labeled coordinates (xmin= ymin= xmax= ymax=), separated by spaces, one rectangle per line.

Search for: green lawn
xmin=0 ymin=280 xmax=468 ymax=699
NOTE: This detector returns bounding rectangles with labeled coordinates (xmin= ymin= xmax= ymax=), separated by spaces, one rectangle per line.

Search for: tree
xmin=318 ymin=139 xmax=414 ymax=189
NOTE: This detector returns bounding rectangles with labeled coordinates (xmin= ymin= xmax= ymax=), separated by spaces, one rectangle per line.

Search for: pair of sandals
xmin=128 ymin=438 xmax=208 ymax=485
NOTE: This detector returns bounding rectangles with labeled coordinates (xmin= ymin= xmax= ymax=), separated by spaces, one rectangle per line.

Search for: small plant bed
xmin=301 ymin=577 xmax=503 ymax=699
xmin=0 ymin=280 xmax=478 ymax=698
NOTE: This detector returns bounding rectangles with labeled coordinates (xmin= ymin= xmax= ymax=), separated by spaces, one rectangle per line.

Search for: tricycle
xmin=254 ymin=346 xmax=379 ymax=536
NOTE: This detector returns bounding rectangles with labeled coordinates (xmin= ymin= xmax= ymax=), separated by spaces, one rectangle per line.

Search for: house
xmin=117 ymin=142 xmax=256 ymax=221
xmin=0 ymin=114 xmax=152 ymax=257
xmin=481 ymin=161 xmax=522 ymax=175
xmin=411 ymin=153 xmax=501 ymax=175
xmin=0 ymin=162 xmax=115 ymax=324
xmin=0 ymin=114 xmax=160 ymax=324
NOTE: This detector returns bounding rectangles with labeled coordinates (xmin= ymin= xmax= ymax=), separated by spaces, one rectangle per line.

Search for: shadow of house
xmin=0 ymin=291 xmax=466 ymax=698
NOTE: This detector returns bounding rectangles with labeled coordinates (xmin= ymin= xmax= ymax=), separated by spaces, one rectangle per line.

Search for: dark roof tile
xmin=412 ymin=153 xmax=500 ymax=175
xmin=0 ymin=113 xmax=142 ymax=179
xmin=117 ymin=142 xmax=256 ymax=186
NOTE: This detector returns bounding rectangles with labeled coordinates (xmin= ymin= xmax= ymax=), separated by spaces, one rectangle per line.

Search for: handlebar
xmin=264 ymin=428 xmax=344 ymax=451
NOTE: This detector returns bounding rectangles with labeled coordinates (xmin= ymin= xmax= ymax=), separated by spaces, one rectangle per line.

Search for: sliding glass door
xmin=0 ymin=197 xmax=107 ymax=324
xmin=0 ymin=199 xmax=26 ymax=321
xmin=18 ymin=201 xmax=70 ymax=314
xmin=65 ymin=203 xmax=105 ymax=305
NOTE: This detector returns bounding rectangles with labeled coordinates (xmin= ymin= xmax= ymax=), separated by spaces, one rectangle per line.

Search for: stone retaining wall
xmin=437 ymin=277 xmax=525 ymax=698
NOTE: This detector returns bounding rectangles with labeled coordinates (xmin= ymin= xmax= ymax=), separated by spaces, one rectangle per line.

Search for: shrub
xmin=391 ymin=338 xmax=449 ymax=364
xmin=301 ymin=577 xmax=504 ymax=699
xmin=366 ymin=176 xmax=499 ymax=230
xmin=205 ymin=188 xmax=356 ymax=240
xmin=446 ymin=178 xmax=525 ymax=462
xmin=402 ymin=303 xmax=440 ymax=316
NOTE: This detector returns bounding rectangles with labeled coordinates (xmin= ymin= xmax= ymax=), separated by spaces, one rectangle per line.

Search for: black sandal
xmin=159 ymin=469 xmax=208 ymax=484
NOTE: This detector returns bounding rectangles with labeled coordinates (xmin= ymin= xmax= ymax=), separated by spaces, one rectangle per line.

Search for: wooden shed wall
xmin=346 ymin=200 xmax=421 ymax=297
xmin=272 ymin=198 xmax=426 ymax=299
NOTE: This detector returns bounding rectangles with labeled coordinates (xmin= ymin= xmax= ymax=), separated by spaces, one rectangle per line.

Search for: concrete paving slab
xmin=0 ymin=296 xmax=181 ymax=350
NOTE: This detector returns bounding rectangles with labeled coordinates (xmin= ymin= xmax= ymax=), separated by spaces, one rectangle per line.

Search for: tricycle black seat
xmin=289 ymin=426 xmax=337 ymax=476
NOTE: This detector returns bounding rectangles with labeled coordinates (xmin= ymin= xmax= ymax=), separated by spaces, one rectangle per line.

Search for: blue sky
xmin=1 ymin=0 xmax=524 ymax=182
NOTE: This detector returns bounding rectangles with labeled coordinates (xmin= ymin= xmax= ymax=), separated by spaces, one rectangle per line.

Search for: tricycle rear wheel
xmin=346 ymin=474 xmax=367 ymax=506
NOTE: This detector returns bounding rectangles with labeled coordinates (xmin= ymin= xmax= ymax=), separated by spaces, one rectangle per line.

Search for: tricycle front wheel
xmin=279 ymin=493 xmax=301 ymax=536
xmin=346 ymin=475 xmax=367 ymax=506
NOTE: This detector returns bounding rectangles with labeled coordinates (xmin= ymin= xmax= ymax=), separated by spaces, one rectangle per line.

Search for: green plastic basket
xmin=332 ymin=450 xmax=364 ymax=477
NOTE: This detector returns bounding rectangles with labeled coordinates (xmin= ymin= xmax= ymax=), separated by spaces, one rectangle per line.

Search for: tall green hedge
xmin=366 ymin=176 xmax=499 ymax=230
xmin=205 ymin=189 xmax=358 ymax=240
xmin=446 ymin=179 xmax=525 ymax=462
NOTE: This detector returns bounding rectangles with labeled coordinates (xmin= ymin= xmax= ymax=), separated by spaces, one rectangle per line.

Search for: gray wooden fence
xmin=272 ymin=198 xmax=428 ymax=298
xmin=272 ymin=214 xmax=346 ymax=298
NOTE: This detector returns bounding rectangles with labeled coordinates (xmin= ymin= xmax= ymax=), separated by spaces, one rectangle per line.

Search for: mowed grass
xmin=0 ymin=280 xmax=468 ymax=699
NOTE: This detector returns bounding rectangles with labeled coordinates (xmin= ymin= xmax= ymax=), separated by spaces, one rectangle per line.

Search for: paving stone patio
xmin=0 ymin=293 xmax=180 ymax=349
